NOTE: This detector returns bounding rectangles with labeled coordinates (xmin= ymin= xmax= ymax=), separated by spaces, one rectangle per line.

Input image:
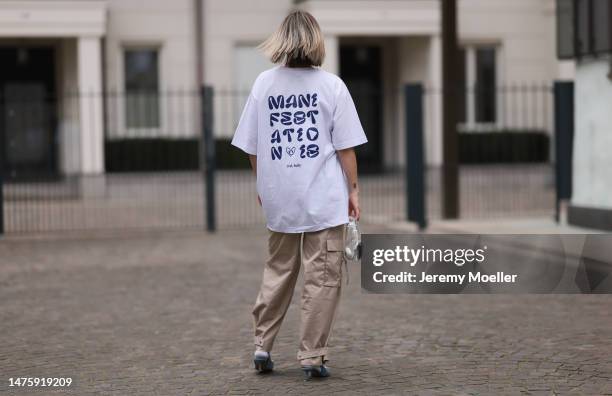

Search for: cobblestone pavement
xmin=1 ymin=226 xmax=611 ymax=395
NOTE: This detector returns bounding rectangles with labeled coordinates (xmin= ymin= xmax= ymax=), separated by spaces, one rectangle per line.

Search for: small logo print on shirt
xmin=286 ymin=146 xmax=296 ymax=156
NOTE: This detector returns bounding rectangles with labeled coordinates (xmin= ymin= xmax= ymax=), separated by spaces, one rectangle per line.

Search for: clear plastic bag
xmin=344 ymin=216 xmax=362 ymax=261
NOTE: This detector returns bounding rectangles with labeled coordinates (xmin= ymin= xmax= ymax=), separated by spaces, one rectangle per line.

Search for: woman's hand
xmin=349 ymin=191 xmax=360 ymax=220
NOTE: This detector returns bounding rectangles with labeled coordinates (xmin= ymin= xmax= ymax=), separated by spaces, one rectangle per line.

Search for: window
xmin=577 ymin=0 xmax=590 ymax=55
xmin=557 ymin=0 xmax=612 ymax=59
xmin=593 ymin=0 xmax=611 ymax=53
xmin=124 ymin=48 xmax=160 ymax=128
xmin=234 ymin=45 xmax=272 ymax=91
xmin=233 ymin=45 xmax=273 ymax=127
xmin=475 ymin=47 xmax=496 ymax=123
xmin=557 ymin=0 xmax=576 ymax=58
xmin=459 ymin=45 xmax=497 ymax=125
xmin=457 ymin=48 xmax=467 ymax=124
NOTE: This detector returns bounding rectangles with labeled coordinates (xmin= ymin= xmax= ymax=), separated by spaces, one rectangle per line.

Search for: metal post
xmin=0 ymin=169 xmax=3 ymax=235
xmin=405 ymin=84 xmax=427 ymax=230
xmin=201 ymin=85 xmax=216 ymax=232
xmin=441 ymin=0 xmax=460 ymax=219
xmin=0 ymin=94 xmax=4 ymax=235
xmin=553 ymin=81 xmax=574 ymax=223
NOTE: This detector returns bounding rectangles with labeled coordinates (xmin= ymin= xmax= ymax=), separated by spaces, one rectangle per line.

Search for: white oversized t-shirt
xmin=231 ymin=66 xmax=367 ymax=233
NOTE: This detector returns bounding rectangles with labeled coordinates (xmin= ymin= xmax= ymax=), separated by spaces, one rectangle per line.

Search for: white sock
xmin=254 ymin=350 xmax=269 ymax=359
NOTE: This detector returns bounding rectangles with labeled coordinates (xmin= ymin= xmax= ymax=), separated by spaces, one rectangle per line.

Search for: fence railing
xmin=0 ymin=90 xmax=206 ymax=233
xmin=425 ymin=84 xmax=557 ymax=222
xmin=0 ymin=82 xmax=569 ymax=233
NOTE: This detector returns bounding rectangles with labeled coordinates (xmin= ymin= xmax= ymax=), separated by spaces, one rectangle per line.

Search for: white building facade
xmin=0 ymin=0 xmax=573 ymax=178
xmin=0 ymin=1 xmax=107 ymax=176
xmin=0 ymin=0 xmax=197 ymax=179
xmin=206 ymin=0 xmax=574 ymax=168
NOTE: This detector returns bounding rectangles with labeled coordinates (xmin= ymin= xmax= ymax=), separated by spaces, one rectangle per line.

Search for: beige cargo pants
xmin=252 ymin=224 xmax=345 ymax=366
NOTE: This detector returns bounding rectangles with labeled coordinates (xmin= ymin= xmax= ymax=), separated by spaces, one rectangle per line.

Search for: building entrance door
xmin=0 ymin=46 xmax=57 ymax=179
xmin=340 ymin=45 xmax=383 ymax=172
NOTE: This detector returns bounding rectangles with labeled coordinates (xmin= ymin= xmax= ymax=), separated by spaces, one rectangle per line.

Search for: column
xmin=323 ymin=35 xmax=339 ymax=75
xmin=58 ymin=38 xmax=80 ymax=175
xmin=427 ymin=34 xmax=443 ymax=166
xmin=466 ymin=46 xmax=476 ymax=126
xmin=77 ymin=35 xmax=104 ymax=175
xmin=77 ymin=36 xmax=105 ymax=197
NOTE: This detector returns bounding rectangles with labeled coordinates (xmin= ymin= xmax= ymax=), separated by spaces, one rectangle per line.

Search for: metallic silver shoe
xmin=302 ymin=365 xmax=329 ymax=379
xmin=254 ymin=353 xmax=274 ymax=373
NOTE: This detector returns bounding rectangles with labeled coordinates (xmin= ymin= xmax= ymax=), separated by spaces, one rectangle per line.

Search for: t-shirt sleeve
xmin=331 ymin=80 xmax=368 ymax=150
xmin=231 ymin=93 xmax=258 ymax=155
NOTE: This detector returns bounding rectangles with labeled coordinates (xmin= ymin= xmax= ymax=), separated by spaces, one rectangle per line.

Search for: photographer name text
xmin=370 ymin=246 xmax=518 ymax=285
xmin=373 ymin=271 xmax=517 ymax=284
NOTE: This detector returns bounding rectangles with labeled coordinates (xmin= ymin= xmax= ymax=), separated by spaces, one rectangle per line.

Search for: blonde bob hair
xmin=259 ymin=10 xmax=325 ymax=67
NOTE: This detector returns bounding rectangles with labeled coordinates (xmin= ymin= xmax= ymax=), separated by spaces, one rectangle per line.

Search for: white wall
xmin=572 ymin=58 xmax=612 ymax=210
xmin=204 ymin=0 xmax=291 ymax=87
xmin=233 ymin=45 xmax=273 ymax=91
xmin=458 ymin=0 xmax=560 ymax=83
xmin=203 ymin=0 xmax=291 ymax=138
xmin=0 ymin=1 xmax=106 ymax=37
xmin=104 ymin=0 xmax=198 ymax=139
xmin=396 ymin=36 xmax=437 ymax=166
xmin=199 ymin=0 xmax=569 ymax=146
xmin=303 ymin=0 xmax=440 ymax=36
xmin=105 ymin=0 xmax=197 ymax=90
xmin=458 ymin=0 xmax=568 ymax=145
xmin=96 ymin=0 xmax=571 ymax=145
xmin=0 ymin=1 xmax=107 ymax=173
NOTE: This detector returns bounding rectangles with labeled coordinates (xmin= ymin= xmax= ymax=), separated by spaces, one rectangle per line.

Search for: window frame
xmin=474 ymin=46 xmax=497 ymax=124
xmin=458 ymin=43 xmax=500 ymax=129
xmin=557 ymin=0 xmax=612 ymax=59
xmin=121 ymin=45 xmax=162 ymax=131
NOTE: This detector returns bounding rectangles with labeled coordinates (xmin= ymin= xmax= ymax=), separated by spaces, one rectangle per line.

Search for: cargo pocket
xmin=323 ymin=239 xmax=344 ymax=287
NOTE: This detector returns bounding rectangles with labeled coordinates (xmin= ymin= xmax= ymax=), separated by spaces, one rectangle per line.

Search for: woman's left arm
xmin=248 ymin=154 xmax=261 ymax=206
xmin=337 ymin=148 xmax=360 ymax=220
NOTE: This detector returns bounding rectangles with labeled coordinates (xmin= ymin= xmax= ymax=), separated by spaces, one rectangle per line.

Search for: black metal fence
xmin=0 ymin=82 xmax=571 ymax=234
xmin=0 ymin=90 xmax=206 ymax=233
xmin=444 ymin=83 xmax=557 ymax=220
